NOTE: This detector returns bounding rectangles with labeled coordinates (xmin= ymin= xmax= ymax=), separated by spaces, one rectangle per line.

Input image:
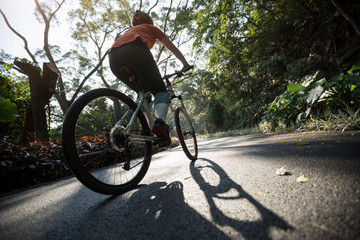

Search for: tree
xmin=0 ymin=52 xmax=31 ymax=141
xmin=185 ymin=0 xmax=360 ymax=131
xmin=1 ymin=1 xmax=63 ymax=141
xmin=66 ymin=0 xmax=194 ymax=103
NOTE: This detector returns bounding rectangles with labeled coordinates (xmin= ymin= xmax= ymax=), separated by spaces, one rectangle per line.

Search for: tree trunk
xmin=20 ymin=105 xmax=34 ymax=142
xmin=43 ymin=62 xmax=59 ymax=103
xmin=14 ymin=61 xmax=50 ymax=141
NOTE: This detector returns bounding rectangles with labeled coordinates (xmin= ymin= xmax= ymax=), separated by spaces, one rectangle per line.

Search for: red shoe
xmin=153 ymin=118 xmax=171 ymax=147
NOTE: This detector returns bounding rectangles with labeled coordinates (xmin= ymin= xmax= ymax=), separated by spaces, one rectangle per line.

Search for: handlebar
xmin=163 ymin=65 xmax=194 ymax=80
xmin=182 ymin=65 xmax=194 ymax=73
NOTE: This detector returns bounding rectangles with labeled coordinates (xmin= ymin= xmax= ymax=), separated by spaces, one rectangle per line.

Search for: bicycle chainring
xmin=109 ymin=126 xmax=128 ymax=152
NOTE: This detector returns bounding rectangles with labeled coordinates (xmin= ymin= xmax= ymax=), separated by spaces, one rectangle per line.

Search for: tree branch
xmin=331 ymin=0 xmax=360 ymax=37
xmin=0 ymin=60 xmax=25 ymax=74
xmin=163 ymin=0 xmax=173 ymax=34
xmin=148 ymin=0 xmax=159 ymax=13
xmin=0 ymin=8 xmax=38 ymax=65
xmin=34 ymin=0 xmax=68 ymax=113
xmin=139 ymin=0 xmax=142 ymax=11
xmin=34 ymin=0 xmax=58 ymax=68
xmin=49 ymin=0 xmax=65 ymax=21
xmin=70 ymin=50 xmax=109 ymax=103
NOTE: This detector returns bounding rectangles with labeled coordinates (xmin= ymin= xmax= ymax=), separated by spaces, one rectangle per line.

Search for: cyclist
xmin=109 ymin=10 xmax=191 ymax=147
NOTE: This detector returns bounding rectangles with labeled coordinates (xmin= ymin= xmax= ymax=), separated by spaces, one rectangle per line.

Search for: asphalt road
xmin=1 ymin=131 xmax=359 ymax=240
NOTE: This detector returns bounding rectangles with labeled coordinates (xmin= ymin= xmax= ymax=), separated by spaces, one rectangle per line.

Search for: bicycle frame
xmin=61 ymin=65 xmax=197 ymax=195
xmin=110 ymin=71 xmax=194 ymax=146
xmin=165 ymin=73 xmax=195 ymax=133
xmin=111 ymin=90 xmax=154 ymax=143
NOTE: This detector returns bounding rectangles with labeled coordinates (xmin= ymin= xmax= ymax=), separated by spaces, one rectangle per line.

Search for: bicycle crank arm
xmin=128 ymin=134 xmax=154 ymax=142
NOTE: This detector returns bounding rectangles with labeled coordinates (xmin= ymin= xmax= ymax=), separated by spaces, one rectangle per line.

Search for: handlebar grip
xmin=182 ymin=65 xmax=194 ymax=73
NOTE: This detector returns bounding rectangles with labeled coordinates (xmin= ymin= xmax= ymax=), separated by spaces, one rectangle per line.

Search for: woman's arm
xmin=159 ymin=36 xmax=189 ymax=68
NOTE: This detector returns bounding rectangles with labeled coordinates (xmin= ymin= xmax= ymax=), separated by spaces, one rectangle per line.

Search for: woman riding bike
xmin=108 ymin=10 xmax=191 ymax=147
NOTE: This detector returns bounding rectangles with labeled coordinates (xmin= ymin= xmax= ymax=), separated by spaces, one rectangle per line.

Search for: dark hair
xmin=132 ymin=10 xmax=154 ymax=26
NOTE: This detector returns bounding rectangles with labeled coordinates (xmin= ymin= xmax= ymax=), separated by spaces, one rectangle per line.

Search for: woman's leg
xmin=109 ymin=42 xmax=171 ymax=146
xmin=154 ymin=92 xmax=170 ymax=121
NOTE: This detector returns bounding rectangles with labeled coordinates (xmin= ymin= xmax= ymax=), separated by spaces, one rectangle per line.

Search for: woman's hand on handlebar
xmin=181 ymin=65 xmax=194 ymax=73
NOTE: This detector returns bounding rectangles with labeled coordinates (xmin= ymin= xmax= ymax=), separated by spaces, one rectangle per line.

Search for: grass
xmin=197 ymin=126 xmax=262 ymax=139
xmin=299 ymin=109 xmax=360 ymax=132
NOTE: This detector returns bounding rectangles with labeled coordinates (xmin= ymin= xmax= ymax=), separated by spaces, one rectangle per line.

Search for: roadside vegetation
xmin=260 ymin=65 xmax=360 ymax=133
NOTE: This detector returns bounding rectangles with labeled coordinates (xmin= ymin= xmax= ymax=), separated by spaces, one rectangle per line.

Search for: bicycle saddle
xmin=118 ymin=66 xmax=136 ymax=82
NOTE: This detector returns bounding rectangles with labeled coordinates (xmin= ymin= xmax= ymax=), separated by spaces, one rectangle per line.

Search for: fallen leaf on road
xmin=254 ymin=192 xmax=262 ymax=195
xmin=297 ymin=175 xmax=309 ymax=183
xmin=275 ymin=167 xmax=287 ymax=175
xmin=308 ymin=222 xmax=339 ymax=236
xmin=298 ymin=141 xmax=310 ymax=145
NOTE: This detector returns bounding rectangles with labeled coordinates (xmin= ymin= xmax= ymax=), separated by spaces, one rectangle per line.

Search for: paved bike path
xmin=0 ymin=131 xmax=359 ymax=239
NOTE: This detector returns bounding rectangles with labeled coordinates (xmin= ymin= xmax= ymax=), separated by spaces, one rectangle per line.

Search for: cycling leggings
xmin=109 ymin=40 xmax=169 ymax=105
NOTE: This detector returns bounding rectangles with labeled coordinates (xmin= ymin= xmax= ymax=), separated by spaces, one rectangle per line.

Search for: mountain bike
xmin=62 ymin=67 xmax=198 ymax=195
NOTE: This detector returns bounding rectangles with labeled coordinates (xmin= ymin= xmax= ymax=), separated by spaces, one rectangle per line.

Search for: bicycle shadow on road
xmin=64 ymin=159 xmax=293 ymax=240
xmin=189 ymin=158 xmax=293 ymax=239
xmin=65 ymin=180 xmax=231 ymax=239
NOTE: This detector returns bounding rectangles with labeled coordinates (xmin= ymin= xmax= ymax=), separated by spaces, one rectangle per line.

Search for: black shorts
xmin=109 ymin=39 xmax=166 ymax=97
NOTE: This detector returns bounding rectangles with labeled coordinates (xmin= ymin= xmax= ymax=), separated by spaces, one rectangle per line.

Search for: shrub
xmin=0 ymin=138 xmax=70 ymax=194
xmin=261 ymin=65 xmax=360 ymax=131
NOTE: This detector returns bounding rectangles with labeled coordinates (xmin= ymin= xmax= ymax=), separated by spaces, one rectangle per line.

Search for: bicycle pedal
xmin=123 ymin=162 xmax=130 ymax=171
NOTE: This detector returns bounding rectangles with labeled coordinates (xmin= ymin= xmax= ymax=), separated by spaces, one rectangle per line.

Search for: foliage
xmin=299 ymin=108 xmax=360 ymax=132
xmin=326 ymin=65 xmax=360 ymax=109
xmin=186 ymin=0 xmax=360 ymax=133
xmin=261 ymin=65 xmax=360 ymax=131
xmin=0 ymin=133 xmax=179 ymax=194
xmin=0 ymin=63 xmax=18 ymax=122
xmin=0 ymin=74 xmax=18 ymax=123
xmin=0 ymin=58 xmax=31 ymax=140
xmin=0 ymin=137 xmax=70 ymax=194
xmin=0 ymin=97 xmax=17 ymax=122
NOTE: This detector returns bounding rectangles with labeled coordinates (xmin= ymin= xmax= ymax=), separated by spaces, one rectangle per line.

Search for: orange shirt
xmin=111 ymin=24 xmax=166 ymax=50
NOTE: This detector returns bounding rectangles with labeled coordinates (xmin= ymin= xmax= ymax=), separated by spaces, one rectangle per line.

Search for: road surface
xmin=1 ymin=131 xmax=359 ymax=239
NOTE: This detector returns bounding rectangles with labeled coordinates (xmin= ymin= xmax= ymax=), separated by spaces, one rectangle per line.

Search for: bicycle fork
xmin=168 ymin=88 xmax=194 ymax=134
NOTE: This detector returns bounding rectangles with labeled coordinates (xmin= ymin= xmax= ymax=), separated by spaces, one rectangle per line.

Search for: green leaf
xmin=304 ymin=107 xmax=311 ymax=118
xmin=0 ymin=76 xmax=16 ymax=100
xmin=301 ymin=71 xmax=319 ymax=87
xmin=350 ymin=85 xmax=357 ymax=92
xmin=346 ymin=75 xmax=360 ymax=86
xmin=319 ymin=90 xmax=332 ymax=102
xmin=0 ymin=97 xmax=18 ymax=122
xmin=347 ymin=65 xmax=360 ymax=74
xmin=287 ymin=83 xmax=305 ymax=93
xmin=298 ymin=141 xmax=310 ymax=145
xmin=306 ymin=85 xmax=324 ymax=105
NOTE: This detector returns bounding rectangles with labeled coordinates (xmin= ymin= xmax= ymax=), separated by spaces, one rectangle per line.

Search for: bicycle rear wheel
xmin=174 ymin=107 xmax=198 ymax=160
xmin=62 ymin=88 xmax=152 ymax=195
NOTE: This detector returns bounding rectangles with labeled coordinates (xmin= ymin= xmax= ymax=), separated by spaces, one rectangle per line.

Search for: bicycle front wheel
xmin=174 ymin=107 xmax=198 ymax=160
xmin=62 ymin=88 xmax=152 ymax=195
